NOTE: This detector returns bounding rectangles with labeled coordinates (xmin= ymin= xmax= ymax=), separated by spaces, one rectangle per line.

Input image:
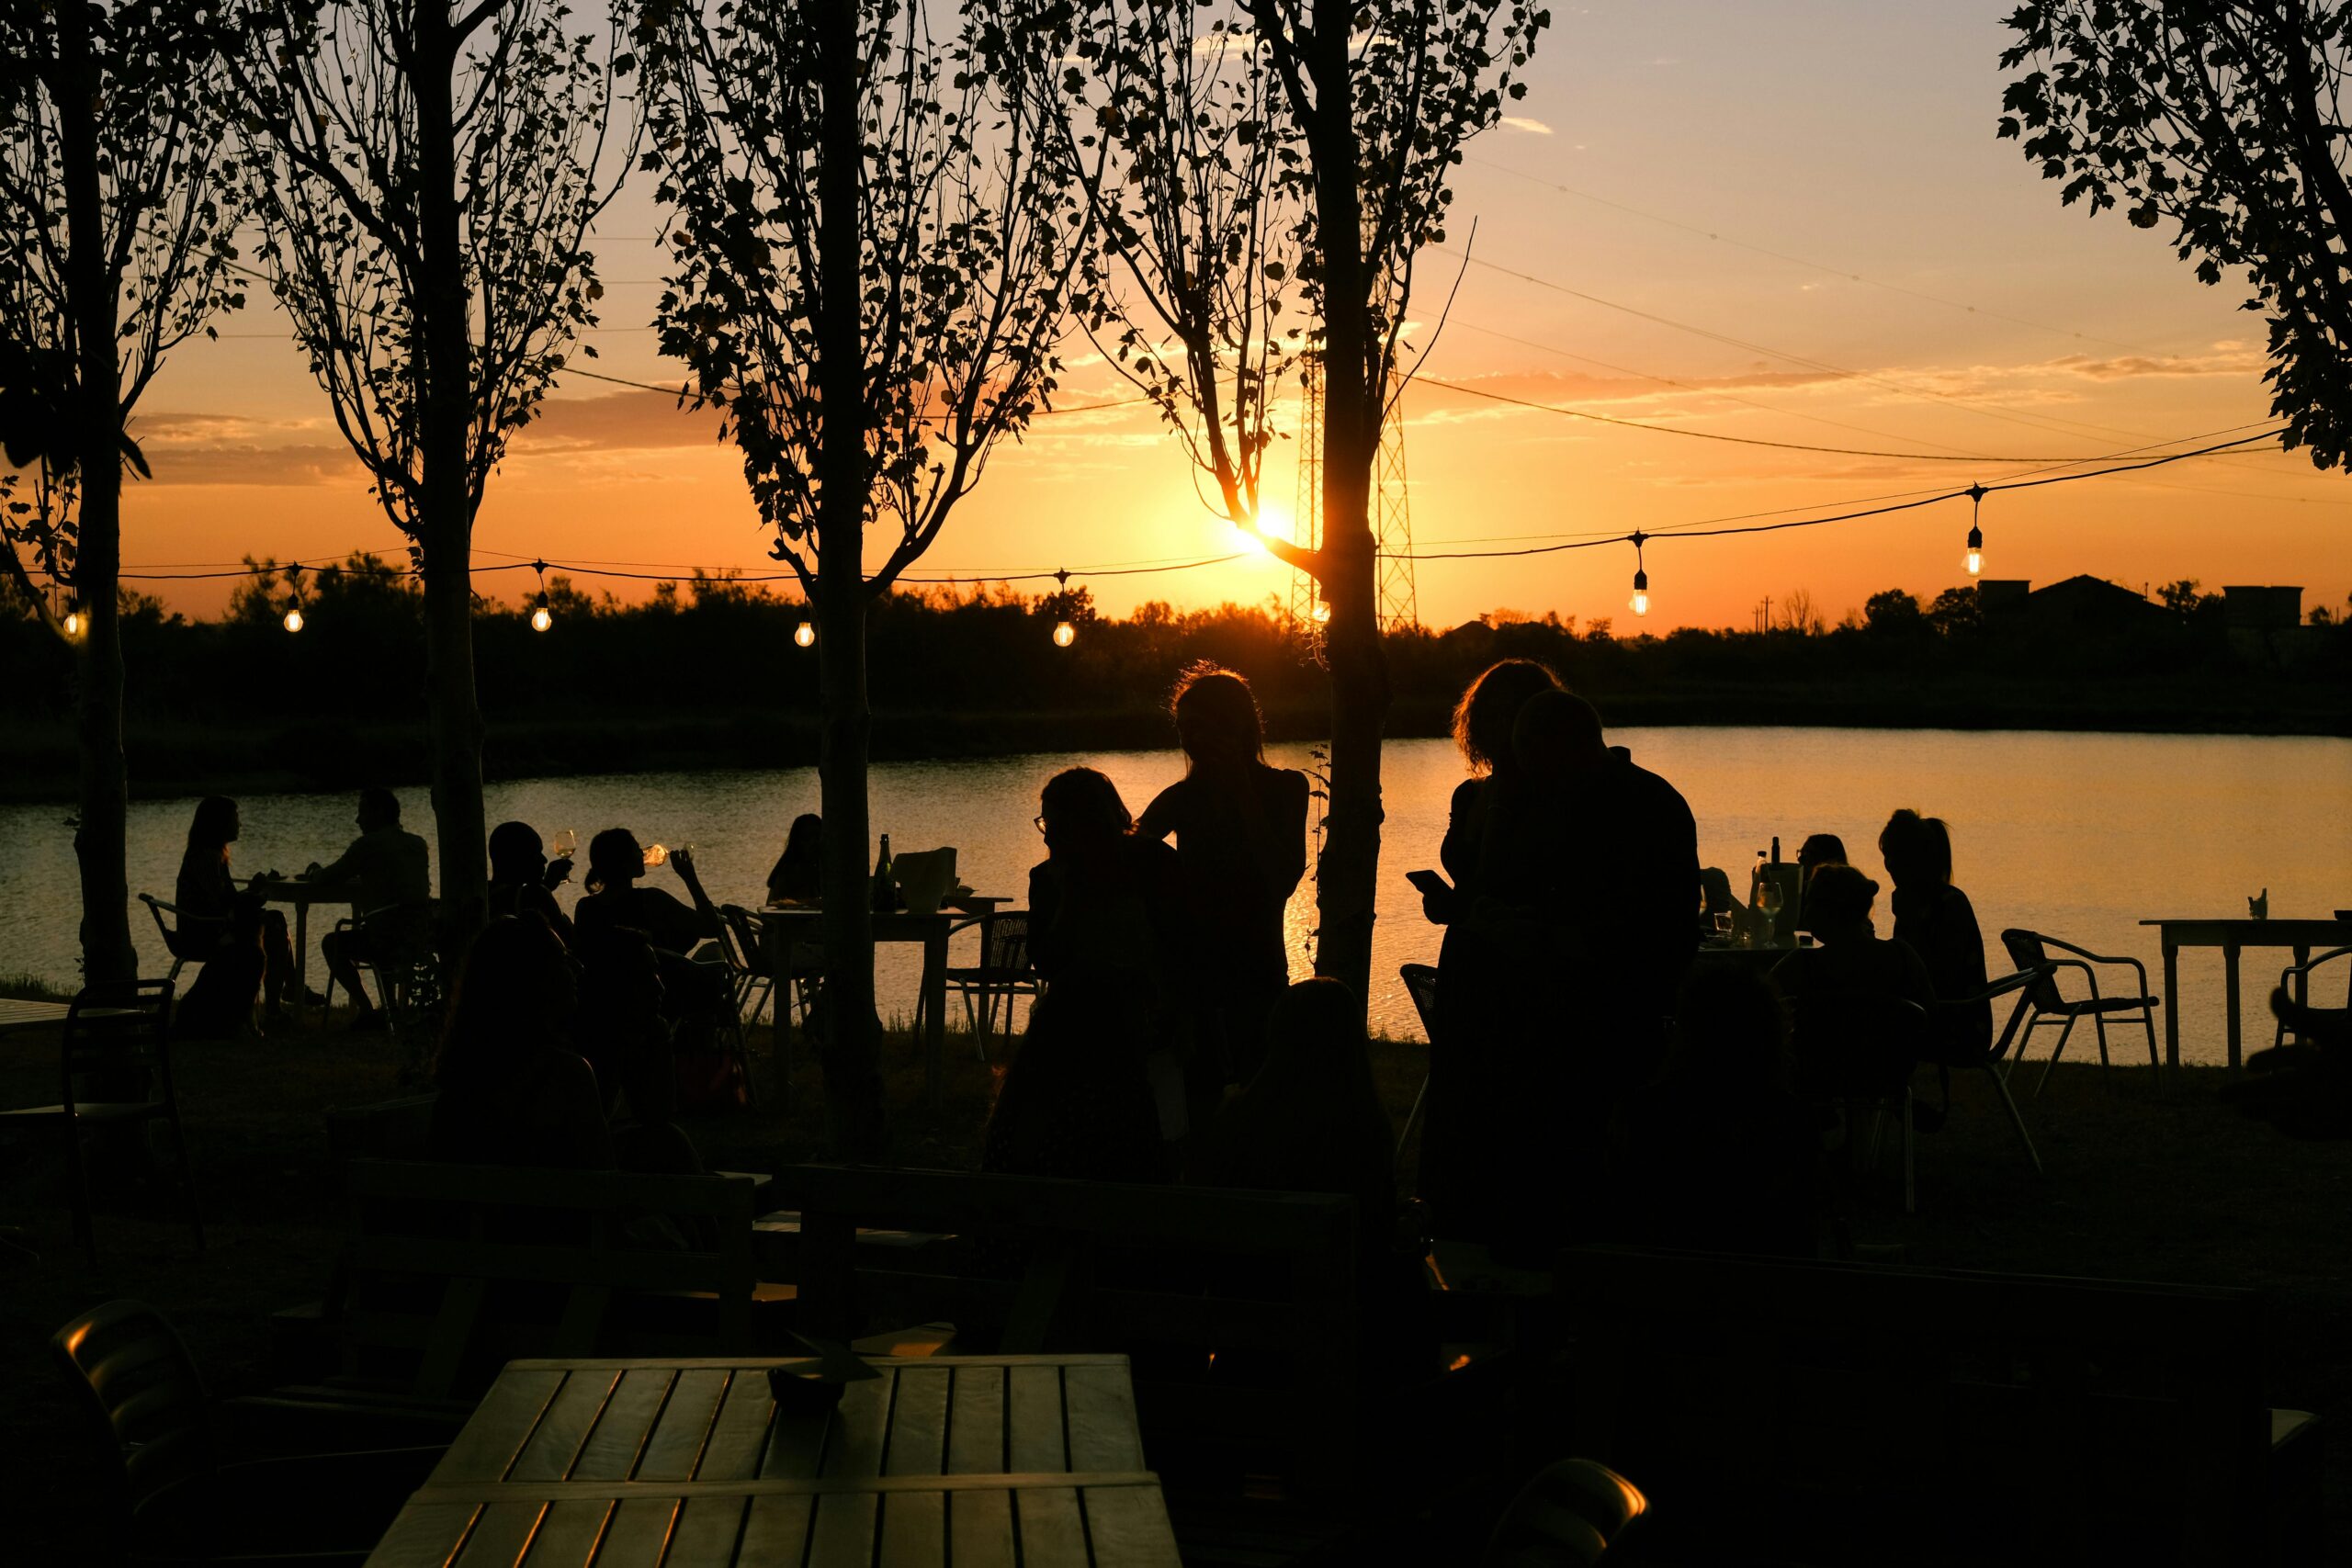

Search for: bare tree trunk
xmin=413 ymin=13 xmax=487 ymax=962
xmin=59 ymin=4 xmax=135 ymax=987
xmin=811 ymin=0 xmax=885 ymax=1160
xmin=1302 ymin=0 xmax=1389 ymax=1016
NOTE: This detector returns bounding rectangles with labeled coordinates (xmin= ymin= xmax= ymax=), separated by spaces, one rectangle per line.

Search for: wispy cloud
xmin=1498 ymin=116 xmax=1554 ymax=136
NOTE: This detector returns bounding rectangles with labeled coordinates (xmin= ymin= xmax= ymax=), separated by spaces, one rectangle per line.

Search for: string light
xmin=795 ymin=620 xmax=816 ymax=648
xmin=1311 ymin=597 xmax=1331 ymax=625
xmin=283 ymin=605 xmax=304 ymax=633
xmin=1050 ymin=569 xmax=1076 ymax=647
xmin=282 ymin=568 xmax=304 ymax=633
xmin=530 ymin=559 xmax=553 ymax=632
xmin=1963 ymin=482 xmax=1986 ymax=576
xmin=62 ymin=602 xmax=82 ymax=637
xmin=1629 ymin=532 xmax=1650 ymax=617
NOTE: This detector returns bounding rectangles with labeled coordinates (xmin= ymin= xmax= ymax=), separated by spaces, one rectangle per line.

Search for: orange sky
xmin=77 ymin=3 xmax=2352 ymax=630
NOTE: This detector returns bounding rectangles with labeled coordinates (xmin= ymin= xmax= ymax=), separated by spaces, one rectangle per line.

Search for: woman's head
xmin=1038 ymin=767 xmax=1132 ymax=848
xmin=488 ymin=820 xmax=545 ymax=885
xmin=187 ymin=795 xmax=240 ymax=857
xmin=435 ymin=917 xmax=578 ymax=1080
xmin=584 ymin=828 xmax=644 ymax=894
xmin=783 ymin=814 xmax=822 ymax=860
xmin=770 ymin=814 xmax=824 ymax=901
xmin=1668 ymin=965 xmax=1788 ymax=1084
xmin=1451 ymin=659 xmax=1561 ymax=773
xmin=1512 ymin=688 xmax=1606 ymax=783
xmin=1803 ymin=863 xmax=1880 ymax=934
xmin=1797 ymin=833 xmax=1848 ymax=873
xmin=1170 ymin=664 xmax=1264 ymax=770
xmin=1878 ymin=808 xmax=1953 ymax=889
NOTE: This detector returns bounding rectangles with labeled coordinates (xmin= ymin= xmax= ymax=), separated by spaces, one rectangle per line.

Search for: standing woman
xmin=1136 ymin=664 xmax=1309 ymax=1094
xmin=1414 ymin=659 xmax=1560 ymax=1240
xmin=175 ymin=795 xmax=304 ymax=1032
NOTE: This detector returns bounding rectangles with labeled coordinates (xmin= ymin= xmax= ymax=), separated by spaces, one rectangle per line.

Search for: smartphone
xmin=1406 ymin=868 xmax=1450 ymax=897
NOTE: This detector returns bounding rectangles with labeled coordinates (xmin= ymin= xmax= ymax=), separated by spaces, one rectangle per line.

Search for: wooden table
xmin=2140 ymin=918 xmax=2352 ymax=1077
xmin=363 ymin=1353 xmax=1178 ymax=1568
xmin=755 ymin=907 xmax=997 ymax=1110
xmin=243 ymin=877 xmax=356 ymax=1024
xmin=0 ymin=998 xmax=71 ymax=1035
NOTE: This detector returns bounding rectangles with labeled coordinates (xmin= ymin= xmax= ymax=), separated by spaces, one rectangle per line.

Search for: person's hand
xmin=670 ymin=846 xmax=698 ymax=882
xmin=544 ymin=856 xmax=573 ymax=890
xmin=1420 ymin=885 xmax=1456 ymax=926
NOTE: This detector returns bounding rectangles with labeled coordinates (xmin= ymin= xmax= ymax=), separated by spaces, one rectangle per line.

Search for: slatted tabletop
xmin=364 ymin=1353 xmax=1179 ymax=1568
xmin=0 ymin=998 xmax=70 ymax=1034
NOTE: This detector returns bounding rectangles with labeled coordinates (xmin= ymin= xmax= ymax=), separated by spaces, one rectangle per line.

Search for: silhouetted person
xmin=766 ymin=813 xmax=823 ymax=906
xmin=1610 ymin=966 xmax=1819 ymax=1258
xmin=575 ymin=828 xmax=728 ymax=1065
xmin=312 ymin=787 xmax=432 ymax=1031
xmin=487 ymin=821 xmax=574 ymax=947
xmin=1028 ymin=768 xmax=1179 ymax=988
xmin=1880 ymin=809 xmax=1991 ymax=1058
xmin=571 ymin=921 xmax=679 ymax=1130
xmin=981 ymin=979 xmax=1168 ymax=1184
xmin=1195 ymin=978 xmax=1433 ymax=1383
xmin=1796 ymin=834 xmax=1848 ymax=876
xmin=2225 ymin=988 xmax=2352 ymax=1138
xmin=1773 ymin=863 xmax=1936 ymax=1101
xmin=1415 ymin=657 xmax=1560 ymax=1235
xmin=1136 ymin=664 xmax=1308 ymax=1090
xmin=430 ymin=918 xmax=615 ymax=1170
xmin=171 ymin=795 xmax=306 ymax=1034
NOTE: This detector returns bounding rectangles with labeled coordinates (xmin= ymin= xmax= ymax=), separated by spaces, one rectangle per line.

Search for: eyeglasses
xmin=1033 ymin=815 xmax=1048 ymax=834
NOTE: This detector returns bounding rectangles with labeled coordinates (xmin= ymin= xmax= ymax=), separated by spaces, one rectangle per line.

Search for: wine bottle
xmin=870 ymin=834 xmax=896 ymax=912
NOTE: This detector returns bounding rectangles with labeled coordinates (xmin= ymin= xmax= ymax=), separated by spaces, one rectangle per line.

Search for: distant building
xmin=1977 ymin=575 xmax=2168 ymax=634
xmin=2222 ymin=585 xmax=2316 ymax=666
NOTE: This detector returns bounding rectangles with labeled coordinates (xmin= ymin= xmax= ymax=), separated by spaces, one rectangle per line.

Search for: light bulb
xmin=1965 ymin=524 xmax=1984 ymax=577
xmin=1631 ymin=590 xmax=1650 ymax=616
xmin=1052 ymin=620 xmax=1075 ymax=648
xmin=1631 ymin=566 xmax=1649 ymax=617
xmin=1311 ymin=601 xmax=1330 ymax=625
xmin=531 ymin=604 xmax=552 ymax=633
xmin=794 ymin=621 xmax=816 ymax=648
xmin=283 ymin=607 xmax=304 ymax=633
xmin=62 ymin=611 xmax=81 ymax=637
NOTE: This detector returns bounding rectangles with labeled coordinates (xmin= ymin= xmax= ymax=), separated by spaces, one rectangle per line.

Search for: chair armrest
xmin=1945 ymin=966 xmax=2042 ymax=1006
xmin=2041 ymin=935 xmax=2152 ymax=985
xmin=2282 ymin=945 xmax=2352 ymax=980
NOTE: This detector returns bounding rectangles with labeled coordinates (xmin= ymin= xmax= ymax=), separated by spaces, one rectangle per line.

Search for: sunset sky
xmin=94 ymin=1 xmax=2352 ymax=630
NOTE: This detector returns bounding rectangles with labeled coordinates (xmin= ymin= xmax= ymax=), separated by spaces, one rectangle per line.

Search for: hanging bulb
xmin=1052 ymin=620 xmax=1076 ymax=648
xmin=795 ymin=620 xmax=816 ymax=648
xmin=531 ymin=598 xmax=553 ymax=633
xmin=62 ymin=609 xmax=81 ymax=637
xmin=1964 ymin=483 xmax=1986 ymax=576
xmin=283 ymin=606 xmax=305 ymax=634
xmin=1628 ymin=532 xmax=1651 ymax=616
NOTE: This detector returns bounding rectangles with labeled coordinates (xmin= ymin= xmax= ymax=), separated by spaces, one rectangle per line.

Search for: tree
xmin=1001 ymin=0 xmax=1547 ymax=1015
xmin=223 ymin=0 xmax=633 ymax=953
xmin=1863 ymin=588 xmax=1925 ymax=636
xmin=1925 ymin=584 xmax=1983 ymax=637
xmin=635 ymin=0 xmax=1093 ymax=1156
xmin=2000 ymin=3 xmax=2352 ymax=467
xmin=0 ymin=0 xmax=247 ymax=984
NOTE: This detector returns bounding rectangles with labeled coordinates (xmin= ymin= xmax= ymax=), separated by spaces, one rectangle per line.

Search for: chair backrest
xmin=334 ymin=1158 xmax=759 ymax=1402
xmin=983 ymin=911 xmax=1030 ymax=971
xmin=62 ymin=981 xmax=175 ymax=1113
xmin=2001 ymin=928 xmax=2064 ymax=1010
xmin=1785 ymin=991 xmax=1929 ymax=1099
xmin=1560 ymin=1245 xmax=2271 ymax=1565
xmin=1401 ymin=962 xmax=1440 ymax=1037
xmin=714 ymin=904 xmax=761 ymax=980
xmin=781 ymin=1162 xmax=1361 ymax=1491
xmin=49 ymin=1299 xmax=216 ymax=1527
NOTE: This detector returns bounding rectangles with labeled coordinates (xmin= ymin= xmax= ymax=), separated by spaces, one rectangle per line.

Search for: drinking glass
xmin=1711 ymin=911 xmax=1734 ymax=942
xmin=643 ymin=842 xmax=669 ymax=868
xmin=1757 ymin=881 xmax=1783 ymax=945
xmin=550 ymin=828 xmax=578 ymax=860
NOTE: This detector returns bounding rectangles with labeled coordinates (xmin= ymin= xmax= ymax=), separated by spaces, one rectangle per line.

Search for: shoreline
xmin=3 ymin=691 xmax=2346 ymax=804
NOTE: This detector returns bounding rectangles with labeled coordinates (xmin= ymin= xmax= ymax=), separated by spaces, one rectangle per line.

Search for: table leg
xmin=923 ymin=931 xmax=947 ymax=1112
xmin=294 ymin=904 xmax=311 ymax=1025
xmin=2223 ymin=944 xmax=2242 ymax=1077
xmin=2162 ymin=942 xmax=2180 ymax=1086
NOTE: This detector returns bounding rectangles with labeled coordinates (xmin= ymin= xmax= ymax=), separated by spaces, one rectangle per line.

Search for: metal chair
xmin=1998 ymin=928 xmax=2161 ymax=1095
xmin=1926 ymin=966 xmax=2046 ymax=1176
xmin=2274 ymin=946 xmax=2352 ymax=1051
xmin=0 ymin=981 xmax=199 ymax=1268
xmin=714 ymin=904 xmax=776 ymax=1031
xmin=941 ymin=909 xmax=1039 ymax=1060
xmin=1396 ymin=963 xmax=1440 ymax=1166
xmin=1788 ymin=991 xmax=1930 ymax=1213
xmin=136 ymin=894 xmax=220 ymax=987
xmin=1483 ymin=1456 xmax=1648 ymax=1567
xmin=50 ymin=1297 xmax=441 ymax=1564
xmin=325 ymin=903 xmax=440 ymax=1054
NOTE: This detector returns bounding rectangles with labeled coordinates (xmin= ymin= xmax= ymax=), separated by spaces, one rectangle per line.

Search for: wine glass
xmin=1711 ymin=910 xmax=1735 ymax=942
xmin=550 ymin=828 xmax=578 ymax=860
xmin=1757 ymin=880 xmax=1784 ymax=945
xmin=642 ymin=842 xmax=669 ymax=868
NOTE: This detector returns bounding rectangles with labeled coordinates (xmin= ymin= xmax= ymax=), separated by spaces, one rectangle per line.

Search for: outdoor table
xmin=753 ymin=903 xmax=1001 ymax=1111
xmin=2140 ymin=917 xmax=2352 ymax=1077
xmin=0 ymin=998 xmax=71 ymax=1035
xmin=243 ymin=876 xmax=356 ymax=1024
xmin=362 ymin=1352 xmax=1177 ymax=1568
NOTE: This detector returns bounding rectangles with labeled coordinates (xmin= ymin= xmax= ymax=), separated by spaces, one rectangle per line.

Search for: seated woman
xmin=487 ymin=820 xmax=575 ymax=947
xmin=430 ymin=918 xmax=615 ymax=1170
xmin=574 ymin=828 xmax=729 ymax=1060
xmin=1193 ymin=978 xmax=1433 ymax=1383
xmin=981 ymin=977 xmax=1167 ymax=1185
xmin=1771 ymin=864 xmax=1935 ymax=1010
xmin=765 ymin=814 xmax=822 ymax=906
xmin=174 ymin=795 xmax=309 ymax=1034
xmin=1610 ymin=965 xmax=1820 ymax=1258
xmin=1880 ymin=808 xmax=1992 ymax=1054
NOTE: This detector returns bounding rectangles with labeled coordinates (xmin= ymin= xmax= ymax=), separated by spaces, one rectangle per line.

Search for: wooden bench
xmin=1558 ymin=1246 xmax=2324 ymax=1566
xmin=255 ymin=1158 xmax=764 ymax=1440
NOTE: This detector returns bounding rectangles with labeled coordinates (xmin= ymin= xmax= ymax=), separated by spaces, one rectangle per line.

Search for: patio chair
xmin=941 ymin=908 xmax=1039 ymax=1060
xmin=1998 ymin=928 xmax=2161 ymax=1095
xmin=1788 ymin=991 xmax=1930 ymax=1213
xmin=1396 ymin=963 xmax=1440 ymax=1165
xmin=1483 ymin=1457 xmax=1648 ymax=1567
xmin=50 ymin=1297 xmax=442 ymax=1565
xmin=0 ymin=980 xmax=200 ymax=1268
xmin=136 ymin=894 xmax=221 ymax=987
xmin=323 ymin=903 xmax=439 ymax=1050
xmin=1923 ymin=966 xmax=2045 ymax=1176
xmin=2274 ymin=946 xmax=2352 ymax=1052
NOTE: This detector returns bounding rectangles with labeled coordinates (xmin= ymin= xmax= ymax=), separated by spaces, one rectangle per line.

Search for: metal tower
xmin=1287 ymin=356 xmax=1417 ymax=648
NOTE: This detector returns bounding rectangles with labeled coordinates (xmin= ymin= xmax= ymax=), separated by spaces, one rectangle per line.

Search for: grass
xmin=2 ymin=1001 xmax=2348 ymax=1558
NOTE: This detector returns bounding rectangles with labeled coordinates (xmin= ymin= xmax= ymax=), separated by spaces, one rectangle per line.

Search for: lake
xmin=3 ymin=728 xmax=2346 ymax=1064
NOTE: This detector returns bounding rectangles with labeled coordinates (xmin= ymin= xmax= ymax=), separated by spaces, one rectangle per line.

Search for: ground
xmin=2 ymin=995 xmax=2346 ymax=1560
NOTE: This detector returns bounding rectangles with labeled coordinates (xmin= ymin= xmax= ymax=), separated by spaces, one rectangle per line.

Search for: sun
xmin=1237 ymin=502 xmax=1295 ymax=557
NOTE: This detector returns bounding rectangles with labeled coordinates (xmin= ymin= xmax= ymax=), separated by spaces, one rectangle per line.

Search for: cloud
xmin=1498 ymin=117 xmax=1554 ymax=136
xmin=2042 ymin=348 xmax=2264 ymax=380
